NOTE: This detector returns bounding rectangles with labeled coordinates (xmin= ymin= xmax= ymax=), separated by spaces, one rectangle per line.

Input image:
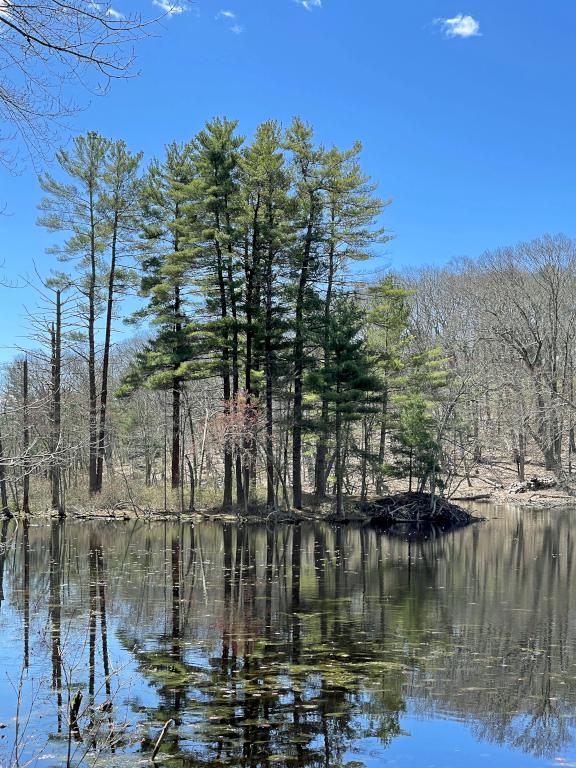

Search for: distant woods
xmin=0 ymin=119 xmax=574 ymax=516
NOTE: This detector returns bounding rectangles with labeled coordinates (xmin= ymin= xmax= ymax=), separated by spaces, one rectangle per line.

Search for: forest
xmin=0 ymin=119 xmax=573 ymax=519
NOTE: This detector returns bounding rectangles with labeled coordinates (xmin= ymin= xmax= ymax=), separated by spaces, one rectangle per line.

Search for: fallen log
xmin=509 ymin=476 xmax=556 ymax=494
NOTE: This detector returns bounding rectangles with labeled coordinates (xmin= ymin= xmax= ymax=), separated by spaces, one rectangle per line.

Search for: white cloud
xmin=295 ymin=0 xmax=321 ymax=10
xmin=106 ymin=6 xmax=124 ymax=19
xmin=153 ymin=0 xmax=186 ymax=16
xmin=216 ymin=8 xmax=243 ymax=33
xmin=438 ymin=13 xmax=481 ymax=38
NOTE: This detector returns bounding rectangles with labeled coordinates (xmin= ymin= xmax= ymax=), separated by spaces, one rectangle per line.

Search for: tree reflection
xmin=2 ymin=512 xmax=576 ymax=766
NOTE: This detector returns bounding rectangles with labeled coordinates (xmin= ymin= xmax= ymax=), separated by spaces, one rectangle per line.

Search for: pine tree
xmin=240 ymin=121 xmax=292 ymax=507
xmin=365 ymin=275 xmax=414 ymax=494
xmin=308 ymin=297 xmax=380 ymax=517
xmin=119 ymin=142 xmax=194 ymax=490
xmin=175 ymin=118 xmax=245 ymax=509
xmin=39 ymin=131 xmax=111 ymax=495
xmin=313 ymin=142 xmax=387 ymax=499
xmin=284 ymin=119 xmax=326 ymax=509
xmin=387 ymin=392 xmax=440 ymax=494
xmin=95 ymin=140 xmax=142 ymax=491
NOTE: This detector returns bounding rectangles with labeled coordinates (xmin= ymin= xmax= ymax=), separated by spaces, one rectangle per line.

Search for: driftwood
xmin=69 ymin=689 xmax=83 ymax=736
xmin=358 ymin=492 xmax=478 ymax=528
xmin=151 ymin=718 xmax=174 ymax=762
xmin=509 ymin=476 xmax=556 ymax=494
xmin=451 ymin=493 xmax=492 ymax=502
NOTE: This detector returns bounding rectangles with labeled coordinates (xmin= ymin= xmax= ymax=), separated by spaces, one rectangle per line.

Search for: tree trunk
xmin=51 ymin=290 xmax=63 ymax=514
xmin=360 ymin=418 xmax=369 ymax=502
xmin=264 ymin=217 xmax=276 ymax=508
xmin=88 ymin=187 xmax=98 ymax=496
xmin=243 ymin=200 xmax=260 ymax=507
xmin=314 ymin=229 xmax=336 ymax=500
xmin=215 ymin=237 xmax=233 ymax=509
xmin=96 ymin=216 xmax=118 ymax=493
xmin=376 ymin=388 xmax=388 ymax=495
xmin=171 ymin=377 xmax=181 ymax=490
xmin=292 ymin=210 xmax=315 ymax=509
xmin=22 ymin=357 xmax=30 ymax=516
xmin=335 ymin=386 xmax=343 ymax=518
xmin=0 ymin=429 xmax=9 ymax=516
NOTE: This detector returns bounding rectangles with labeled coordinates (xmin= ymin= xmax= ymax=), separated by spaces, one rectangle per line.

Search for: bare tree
xmin=0 ymin=0 xmax=162 ymax=163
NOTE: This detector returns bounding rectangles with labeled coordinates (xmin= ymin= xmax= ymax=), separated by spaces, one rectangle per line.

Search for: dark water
xmin=0 ymin=505 xmax=575 ymax=768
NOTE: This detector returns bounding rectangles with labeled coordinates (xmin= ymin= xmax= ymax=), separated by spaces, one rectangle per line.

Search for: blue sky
xmin=1 ymin=0 xmax=575 ymax=356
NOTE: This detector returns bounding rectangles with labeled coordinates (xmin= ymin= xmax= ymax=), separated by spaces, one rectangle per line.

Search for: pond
xmin=0 ymin=504 xmax=575 ymax=767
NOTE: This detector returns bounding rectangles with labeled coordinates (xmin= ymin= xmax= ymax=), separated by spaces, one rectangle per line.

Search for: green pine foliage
xmin=33 ymin=117 xmax=451 ymax=511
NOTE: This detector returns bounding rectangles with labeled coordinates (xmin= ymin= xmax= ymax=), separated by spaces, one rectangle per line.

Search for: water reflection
xmin=0 ymin=507 xmax=575 ymax=767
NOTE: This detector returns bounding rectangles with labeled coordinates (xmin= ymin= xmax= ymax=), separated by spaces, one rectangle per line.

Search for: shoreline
xmin=8 ymin=489 xmax=573 ymax=525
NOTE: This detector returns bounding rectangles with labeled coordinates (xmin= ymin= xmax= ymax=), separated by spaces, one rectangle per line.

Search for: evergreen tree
xmin=119 ymin=142 xmax=194 ymax=490
xmin=313 ymin=142 xmax=387 ymax=499
xmin=284 ymin=118 xmax=326 ymax=509
xmin=39 ymin=131 xmax=111 ymax=495
xmin=239 ymin=121 xmax=292 ymax=506
xmin=95 ymin=140 xmax=142 ymax=491
xmin=387 ymin=392 xmax=440 ymax=494
xmin=308 ymin=297 xmax=380 ymax=517
xmin=175 ymin=118 xmax=245 ymax=509
xmin=365 ymin=275 xmax=414 ymax=494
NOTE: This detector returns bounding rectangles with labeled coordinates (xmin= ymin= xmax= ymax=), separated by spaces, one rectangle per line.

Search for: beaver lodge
xmin=356 ymin=492 xmax=481 ymax=532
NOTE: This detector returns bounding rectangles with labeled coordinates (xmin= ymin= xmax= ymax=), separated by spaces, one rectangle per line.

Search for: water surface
xmin=0 ymin=505 xmax=574 ymax=767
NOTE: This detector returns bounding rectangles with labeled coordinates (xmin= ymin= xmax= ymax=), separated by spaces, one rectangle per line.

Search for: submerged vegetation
xmin=0 ymin=512 xmax=574 ymax=767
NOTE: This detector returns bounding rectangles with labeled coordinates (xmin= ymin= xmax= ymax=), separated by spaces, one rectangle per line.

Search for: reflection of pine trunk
xmin=264 ymin=529 xmax=274 ymax=636
xmin=88 ymin=538 xmax=98 ymax=701
xmin=291 ymin=526 xmax=301 ymax=656
xmin=23 ymin=517 xmax=30 ymax=669
xmin=314 ymin=528 xmax=327 ymax=640
xmin=0 ymin=518 xmax=9 ymax=608
xmin=334 ymin=527 xmax=345 ymax=639
xmin=49 ymin=520 xmax=63 ymax=731
xmin=22 ymin=358 xmax=30 ymax=516
xmin=290 ymin=524 xmax=303 ymax=765
xmin=171 ymin=532 xmax=182 ymax=714
xmin=222 ymin=526 xmax=233 ymax=666
xmin=95 ymin=543 xmax=111 ymax=698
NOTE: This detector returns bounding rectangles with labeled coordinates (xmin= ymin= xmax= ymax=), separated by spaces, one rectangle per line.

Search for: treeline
xmin=1 ymin=119 xmax=573 ymax=516
xmin=409 ymin=233 xmax=576 ymax=481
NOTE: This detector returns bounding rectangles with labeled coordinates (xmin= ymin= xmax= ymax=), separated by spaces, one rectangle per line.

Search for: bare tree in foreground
xmin=0 ymin=0 xmax=159 ymax=163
